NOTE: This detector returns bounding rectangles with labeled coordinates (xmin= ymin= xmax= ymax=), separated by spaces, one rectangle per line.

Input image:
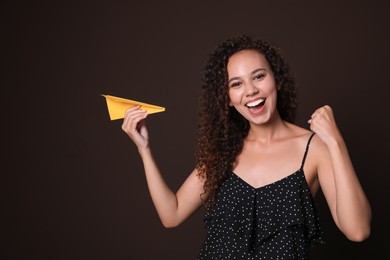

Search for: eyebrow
xmin=228 ymin=68 xmax=267 ymax=84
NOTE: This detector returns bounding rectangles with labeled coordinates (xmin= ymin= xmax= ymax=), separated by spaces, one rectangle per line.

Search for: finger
xmin=311 ymin=106 xmax=326 ymax=119
xmin=309 ymin=121 xmax=316 ymax=133
xmin=310 ymin=112 xmax=319 ymax=120
xmin=311 ymin=108 xmax=321 ymax=118
xmin=130 ymin=114 xmax=148 ymax=131
xmin=124 ymin=107 xmax=147 ymax=119
xmin=123 ymin=108 xmax=147 ymax=127
xmin=130 ymin=112 xmax=148 ymax=127
xmin=122 ymin=112 xmax=148 ymax=133
xmin=138 ymin=119 xmax=148 ymax=136
xmin=323 ymin=105 xmax=334 ymax=117
xmin=123 ymin=106 xmax=145 ymax=120
xmin=125 ymin=105 xmax=141 ymax=113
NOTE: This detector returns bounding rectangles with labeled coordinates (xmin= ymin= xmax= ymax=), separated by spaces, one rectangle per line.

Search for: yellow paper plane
xmin=101 ymin=94 xmax=165 ymax=120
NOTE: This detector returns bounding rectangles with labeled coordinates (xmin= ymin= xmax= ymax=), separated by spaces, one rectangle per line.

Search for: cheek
xmin=228 ymin=88 xmax=242 ymax=103
xmin=228 ymin=91 xmax=241 ymax=107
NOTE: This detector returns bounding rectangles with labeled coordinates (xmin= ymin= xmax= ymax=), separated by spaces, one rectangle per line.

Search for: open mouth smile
xmin=245 ymin=98 xmax=266 ymax=108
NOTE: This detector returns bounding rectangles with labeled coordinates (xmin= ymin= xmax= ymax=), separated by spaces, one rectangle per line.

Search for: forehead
xmin=227 ymin=50 xmax=270 ymax=75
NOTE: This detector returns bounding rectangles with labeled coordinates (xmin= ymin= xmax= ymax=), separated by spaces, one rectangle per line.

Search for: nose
xmin=245 ymin=82 xmax=259 ymax=96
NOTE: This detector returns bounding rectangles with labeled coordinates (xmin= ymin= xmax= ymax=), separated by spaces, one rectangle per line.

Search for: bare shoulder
xmin=286 ymin=125 xmax=330 ymax=193
xmin=288 ymin=125 xmax=330 ymax=166
xmin=309 ymin=133 xmax=329 ymax=157
xmin=284 ymin=122 xmax=314 ymax=143
xmin=305 ymin=132 xmax=333 ymax=179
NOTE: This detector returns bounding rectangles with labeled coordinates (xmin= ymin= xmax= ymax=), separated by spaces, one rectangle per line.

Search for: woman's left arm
xmin=309 ymin=105 xmax=371 ymax=242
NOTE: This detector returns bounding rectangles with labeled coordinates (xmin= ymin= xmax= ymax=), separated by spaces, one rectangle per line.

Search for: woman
xmin=121 ymin=35 xmax=371 ymax=259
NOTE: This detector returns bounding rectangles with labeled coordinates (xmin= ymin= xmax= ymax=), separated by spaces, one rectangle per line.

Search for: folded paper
xmin=101 ymin=94 xmax=165 ymax=120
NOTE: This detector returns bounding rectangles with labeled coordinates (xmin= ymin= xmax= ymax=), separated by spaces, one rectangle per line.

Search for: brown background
xmin=2 ymin=0 xmax=389 ymax=259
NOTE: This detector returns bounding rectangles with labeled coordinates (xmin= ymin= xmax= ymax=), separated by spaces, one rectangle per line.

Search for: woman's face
xmin=227 ymin=49 xmax=279 ymax=126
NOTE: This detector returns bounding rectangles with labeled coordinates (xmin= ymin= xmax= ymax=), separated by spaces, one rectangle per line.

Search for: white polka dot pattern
xmin=197 ymin=133 xmax=324 ymax=259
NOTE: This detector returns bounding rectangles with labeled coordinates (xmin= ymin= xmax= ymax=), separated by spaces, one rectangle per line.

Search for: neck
xmin=246 ymin=116 xmax=289 ymax=144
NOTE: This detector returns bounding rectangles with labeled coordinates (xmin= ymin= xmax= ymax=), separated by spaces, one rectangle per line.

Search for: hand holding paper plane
xmin=102 ymin=94 xmax=165 ymax=120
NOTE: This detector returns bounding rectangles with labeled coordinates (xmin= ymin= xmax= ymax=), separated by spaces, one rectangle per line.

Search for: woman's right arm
xmin=122 ymin=106 xmax=205 ymax=228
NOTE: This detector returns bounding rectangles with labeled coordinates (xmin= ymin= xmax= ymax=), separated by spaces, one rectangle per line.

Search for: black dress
xmin=198 ymin=133 xmax=324 ymax=259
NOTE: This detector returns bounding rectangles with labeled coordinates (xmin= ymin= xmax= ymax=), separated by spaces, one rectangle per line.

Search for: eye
xmin=253 ymin=74 xmax=265 ymax=80
xmin=230 ymin=81 xmax=242 ymax=88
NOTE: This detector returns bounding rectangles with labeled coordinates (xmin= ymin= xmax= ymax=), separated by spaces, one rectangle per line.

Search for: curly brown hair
xmin=195 ymin=34 xmax=298 ymax=208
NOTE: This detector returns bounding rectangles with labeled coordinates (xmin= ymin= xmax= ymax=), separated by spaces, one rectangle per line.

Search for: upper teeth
xmin=247 ymin=99 xmax=265 ymax=107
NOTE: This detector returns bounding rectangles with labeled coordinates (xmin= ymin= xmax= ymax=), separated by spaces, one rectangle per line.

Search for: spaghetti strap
xmin=300 ymin=132 xmax=316 ymax=169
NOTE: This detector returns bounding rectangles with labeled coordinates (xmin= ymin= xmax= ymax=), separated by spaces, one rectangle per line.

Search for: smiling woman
xmin=227 ymin=50 xmax=278 ymax=125
xmin=121 ymin=34 xmax=372 ymax=259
